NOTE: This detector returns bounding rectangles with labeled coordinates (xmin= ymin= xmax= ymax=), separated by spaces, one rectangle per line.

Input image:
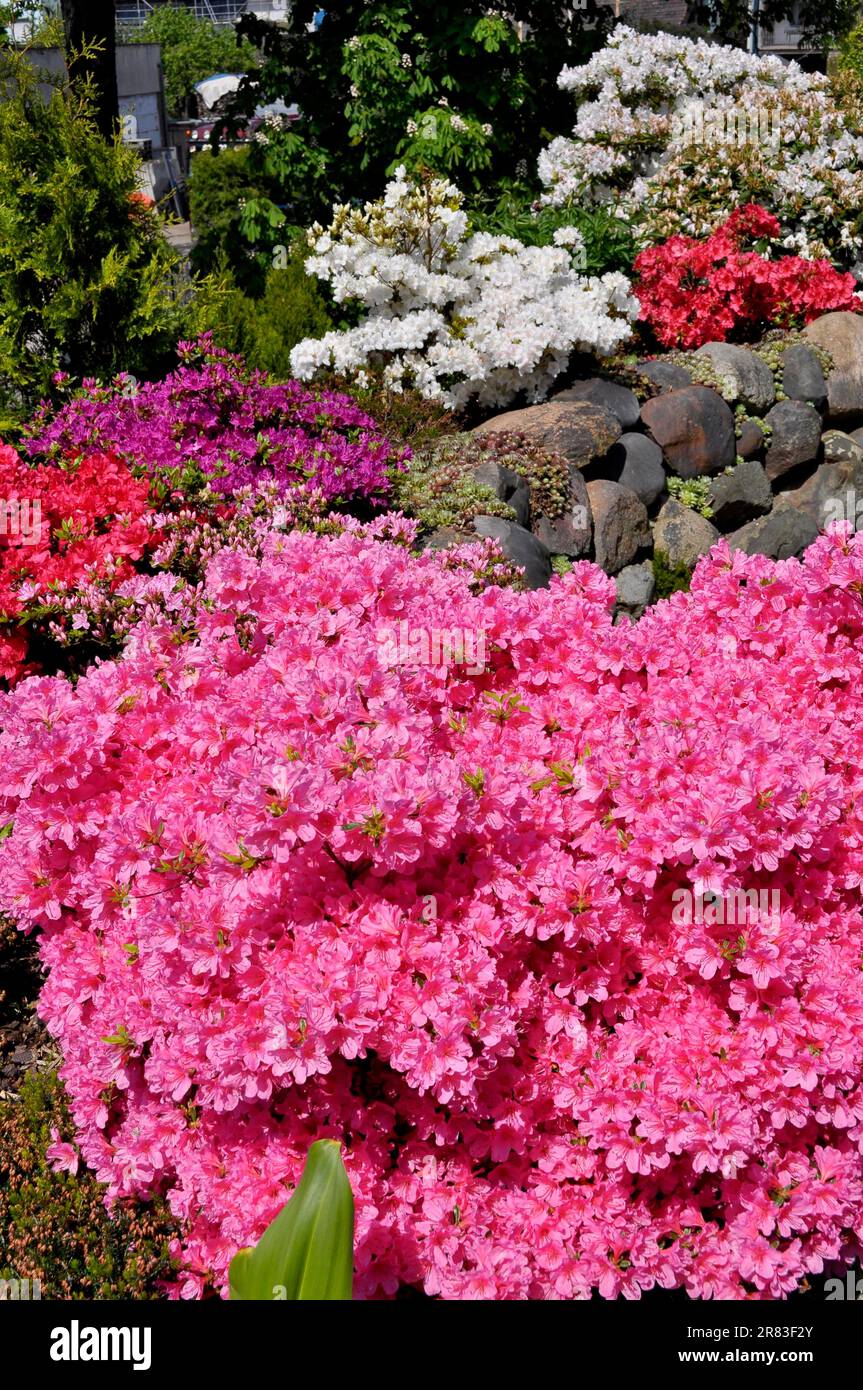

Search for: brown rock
xmin=653 ymin=499 xmax=719 ymax=570
xmin=640 ymin=385 xmax=736 ymax=478
xmin=586 ymin=479 xmax=650 ymax=575
xmin=474 ymin=400 xmax=621 ymax=466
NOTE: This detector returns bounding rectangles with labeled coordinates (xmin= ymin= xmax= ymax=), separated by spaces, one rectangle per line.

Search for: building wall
xmin=614 ymin=1 xmax=690 ymax=25
xmin=25 ymin=44 xmax=167 ymax=148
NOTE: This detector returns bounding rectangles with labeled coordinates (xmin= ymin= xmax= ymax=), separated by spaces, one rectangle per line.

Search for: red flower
xmin=635 ymin=204 xmax=862 ymax=349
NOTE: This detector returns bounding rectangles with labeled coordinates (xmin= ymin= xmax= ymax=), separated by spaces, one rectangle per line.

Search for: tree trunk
xmin=60 ymin=0 xmax=119 ymax=141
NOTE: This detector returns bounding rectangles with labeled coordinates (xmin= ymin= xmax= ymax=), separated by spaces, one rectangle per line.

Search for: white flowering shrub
xmin=538 ymin=24 xmax=863 ymax=263
xmin=289 ymin=168 xmax=638 ymax=410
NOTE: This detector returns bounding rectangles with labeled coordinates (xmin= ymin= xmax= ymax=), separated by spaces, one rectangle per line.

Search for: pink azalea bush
xmin=2 ymin=523 xmax=863 ymax=1300
xmin=25 ymin=336 xmax=407 ymax=508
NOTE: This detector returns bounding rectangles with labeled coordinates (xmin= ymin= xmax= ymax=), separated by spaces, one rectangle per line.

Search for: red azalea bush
xmin=3 ymin=524 xmax=863 ymax=1299
xmin=0 ymin=446 xmax=158 ymax=684
xmin=635 ymin=205 xmax=863 ymax=349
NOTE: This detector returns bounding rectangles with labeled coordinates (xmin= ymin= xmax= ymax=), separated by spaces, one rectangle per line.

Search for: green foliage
xmin=225 ymin=1 xmax=613 ymax=235
xmin=470 ymin=195 xmax=637 ymax=277
xmin=687 ymin=0 xmax=858 ymax=48
xmin=1 ymin=2 xmax=64 ymax=46
xmin=187 ymin=145 xmax=274 ymax=289
xmin=193 ymin=247 xmax=333 ymax=380
xmin=475 ymin=430 xmax=571 ymax=518
xmin=666 ymin=476 xmax=714 ymax=519
xmin=229 ymin=1140 xmax=354 ymax=1301
xmin=0 ymin=46 xmax=185 ymax=421
xmin=123 ymin=6 xmax=259 ymax=118
xmin=0 ymin=1069 xmax=179 ymax=1298
xmin=652 ymin=548 xmax=694 ymax=601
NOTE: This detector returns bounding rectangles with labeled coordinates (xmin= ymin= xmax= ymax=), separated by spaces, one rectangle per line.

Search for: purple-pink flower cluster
xmin=27 ymin=337 xmax=406 ymax=507
xmin=3 ymin=525 xmax=863 ymax=1300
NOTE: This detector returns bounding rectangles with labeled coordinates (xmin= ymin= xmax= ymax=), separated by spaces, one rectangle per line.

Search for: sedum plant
xmin=666 ymin=475 xmax=714 ymax=519
xmin=394 ymin=430 xmax=573 ymax=533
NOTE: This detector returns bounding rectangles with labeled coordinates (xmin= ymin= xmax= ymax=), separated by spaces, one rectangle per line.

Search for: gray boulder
xmin=709 ymin=460 xmax=772 ymax=531
xmin=653 ymin=498 xmax=720 ymax=570
xmin=821 ymin=430 xmax=863 ymax=466
xmin=604 ymin=433 xmax=666 ymax=507
xmin=738 ymin=419 xmax=765 ymax=459
xmin=554 ymin=377 xmax=641 ymax=430
xmin=780 ymin=343 xmax=827 ymax=411
xmin=763 ymin=400 xmax=822 ymax=481
xmin=776 ymin=456 xmax=863 ymax=532
xmin=638 ymin=359 xmax=693 ymax=393
xmin=472 ymin=516 xmax=552 ymax=589
xmin=727 ymin=509 xmax=820 ymax=560
xmin=615 ymin=562 xmax=656 ymax=612
xmin=803 ymin=312 xmax=863 ymax=425
xmin=532 ymin=465 xmax=592 ymax=557
xmin=474 ymin=400 xmax=621 ymax=465
xmin=695 ymin=343 xmax=775 ymax=413
xmin=471 ymin=460 xmax=530 ymax=527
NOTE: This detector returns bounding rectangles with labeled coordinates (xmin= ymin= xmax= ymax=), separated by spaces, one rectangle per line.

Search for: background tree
xmin=0 ymin=43 xmax=185 ymax=421
xmin=686 ymin=0 xmax=860 ymax=49
xmin=59 ymin=0 xmax=118 ymax=139
xmin=225 ymin=0 xmax=613 ymax=231
xmin=123 ymin=6 xmax=259 ymax=118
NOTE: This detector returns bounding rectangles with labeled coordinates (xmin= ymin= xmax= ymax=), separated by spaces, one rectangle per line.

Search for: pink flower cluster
xmin=3 ymin=524 xmax=863 ymax=1300
xmin=26 ymin=336 xmax=407 ymax=507
xmin=635 ymin=205 xmax=863 ymax=349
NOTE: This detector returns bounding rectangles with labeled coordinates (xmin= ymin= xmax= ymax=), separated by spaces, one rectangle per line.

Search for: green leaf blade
xmin=228 ymin=1140 xmax=354 ymax=1301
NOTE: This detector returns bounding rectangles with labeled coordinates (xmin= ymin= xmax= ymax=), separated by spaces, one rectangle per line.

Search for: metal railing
xmin=115 ymin=2 xmax=252 ymax=28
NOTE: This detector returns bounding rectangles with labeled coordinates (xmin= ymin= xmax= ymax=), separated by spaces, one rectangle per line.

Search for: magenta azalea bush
xmin=26 ymin=337 xmax=406 ymax=507
xmin=2 ymin=524 xmax=863 ymax=1300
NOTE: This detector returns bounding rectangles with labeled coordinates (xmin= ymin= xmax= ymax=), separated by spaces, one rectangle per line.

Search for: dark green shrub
xmin=470 ymin=196 xmax=637 ymax=277
xmin=328 ymin=374 xmax=457 ymax=452
xmin=187 ymin=146 xmax=274 ymax=289
xmin=194 ymin=248 xmax=334 ymax=379
xmin=224 ymin=2 xmax=613 ymax=233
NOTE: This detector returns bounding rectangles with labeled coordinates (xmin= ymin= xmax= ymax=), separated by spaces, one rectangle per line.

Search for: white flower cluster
xmin=538 ymin=24 xmax=863 ymax=261
xmin=253 ymin=112 xmax=292 ymax=147
xmin=290 ymin=168 xmax=638 ymax=410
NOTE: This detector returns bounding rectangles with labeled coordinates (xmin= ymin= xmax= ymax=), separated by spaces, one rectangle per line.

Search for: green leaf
xmin=229 ymin=1140 xmax=354 ymax=1301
